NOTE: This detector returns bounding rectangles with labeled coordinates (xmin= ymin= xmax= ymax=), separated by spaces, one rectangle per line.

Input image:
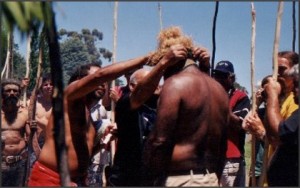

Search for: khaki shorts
xmin=165 ymin=169 xmax=219 ymax=187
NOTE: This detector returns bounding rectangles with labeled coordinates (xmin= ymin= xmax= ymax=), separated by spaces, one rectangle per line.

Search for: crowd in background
xmin=1 ymin=26 xmax=298 ymax=187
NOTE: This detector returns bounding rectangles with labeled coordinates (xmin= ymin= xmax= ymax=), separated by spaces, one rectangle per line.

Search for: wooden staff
xmin=23 ymin=33 xmax=32 ymax=106
xmin=211 ymin=1 xmax=219 ymax=77
xmin=158 ymin=2 xmax=163 ymax=31
xmin=259 ymin=2 xmax=284 ymax=187
xmin=292 ymin=1 xmax=296 ymax=52
xmin=110 ymin=0 xmax=118 ymax=166
xmin=102 ymin=3 xmax=119 ymax=187
xmin=25 ymin=35 xmax=43 ymax=186
xmin=1 ymin=31 xmax=13 ymax=79
xmin=250 ymin=2 xmax=257 ymax=186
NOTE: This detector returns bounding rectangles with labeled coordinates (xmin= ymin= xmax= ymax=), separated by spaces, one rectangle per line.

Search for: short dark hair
xmin=1 ymin=78 xmax=21 ymax=95
xmin=1 ymin=78 xmax=21 ymax=88
xmin=278 ymin=51 xmax=299 ymax=66
xmin=42 ymin=72 xmax=52 ymax=84
xmin=68 ymin=63 xmax=101 ymax=84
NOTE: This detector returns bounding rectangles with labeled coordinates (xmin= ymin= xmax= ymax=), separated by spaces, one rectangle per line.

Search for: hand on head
xmin=193 ymin=47 xmax=210 ymax=64
xmin=161 ymin=44 xmax=188 ymax=66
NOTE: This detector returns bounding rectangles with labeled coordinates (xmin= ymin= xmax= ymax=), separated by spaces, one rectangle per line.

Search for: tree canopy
xmin=58 ymin=28 xmax=113 ymax=85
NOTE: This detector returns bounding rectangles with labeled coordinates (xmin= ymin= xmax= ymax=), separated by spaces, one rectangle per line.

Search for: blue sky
xmin=15 ymin=1 xmax=299 ymax=92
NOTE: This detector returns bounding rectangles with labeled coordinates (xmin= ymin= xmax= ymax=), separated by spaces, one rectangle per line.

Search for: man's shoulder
xmin=18 ymin=104 xmax=28 ymax=112
xmin=231 ymin=89 xmax=249 ymax=100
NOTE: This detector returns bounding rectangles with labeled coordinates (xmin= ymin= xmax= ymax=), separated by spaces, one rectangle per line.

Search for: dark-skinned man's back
xmin=143 ymin=62 xmax=229 ymax=186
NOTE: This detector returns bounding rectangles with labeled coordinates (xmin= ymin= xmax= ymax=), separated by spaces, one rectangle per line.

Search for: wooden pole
xmin=259 ymin=2 xmax=284 ymax=186
xmin=23 ymin=33 xmax=32 ymax=106
xmin=250 ymin=2 xmax=257 ymax=186
xmin=1 ymin=32 xmax=13 ymax=79
xmin=272 ymin=1 xmax=283 ymax=81
xmin=292 ymin=1 xmax=296 ymax=52
xmin=110 ymin=0 xmax=118 ymax=166
xmin=158 ymin=2 xmax=163 ymax=31
xmin=8 ymin=32 xmax=13 ymax=78
xmin=211 ymin=1 xmax=219 ymax=77
xmin=25 ymin=32 xmax=44 ymax=186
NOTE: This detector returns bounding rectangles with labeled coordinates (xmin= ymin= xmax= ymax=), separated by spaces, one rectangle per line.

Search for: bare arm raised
xmin=264 ymin=77 xmax=283 ymax=145
xmin=65 ymin=55 xmax=150 ymax=101
xmin=130 ymin=44 xmax=187 ymax=109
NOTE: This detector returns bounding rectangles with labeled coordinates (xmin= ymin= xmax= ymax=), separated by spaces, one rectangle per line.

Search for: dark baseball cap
xmin=214 ymin=61 xmax=234 ymax=74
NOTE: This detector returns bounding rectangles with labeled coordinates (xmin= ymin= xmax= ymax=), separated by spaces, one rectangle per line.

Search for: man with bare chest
xmin=27 ymin=54 xmax=153 ymax=186
xmin=142 ymin=27 xmax=229 ymax=186
xmin=26 ymin=73 xmax=53 ymax=167
xmin=1 ymin=78 xmax=30 ymax=186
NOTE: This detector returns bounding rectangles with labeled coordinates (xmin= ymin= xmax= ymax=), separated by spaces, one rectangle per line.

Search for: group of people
xmin=1 ymin=26 xmax=298 ymax=187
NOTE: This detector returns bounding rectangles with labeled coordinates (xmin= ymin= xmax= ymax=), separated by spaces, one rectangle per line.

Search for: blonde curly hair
xmin=147 ymin=26 xmax=195 ymax=66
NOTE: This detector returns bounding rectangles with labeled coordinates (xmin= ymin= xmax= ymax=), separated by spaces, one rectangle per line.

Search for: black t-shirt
xmin=267 ymin=109 xmax=299 ymax=186
xmin=114 ymin=92 xmax=142 ymax=172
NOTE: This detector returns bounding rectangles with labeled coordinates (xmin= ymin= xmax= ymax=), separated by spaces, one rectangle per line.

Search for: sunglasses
xmin=213 ymin=72 xmax=229 ymax=79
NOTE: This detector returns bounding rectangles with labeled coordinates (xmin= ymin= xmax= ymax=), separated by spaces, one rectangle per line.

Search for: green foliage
xmin=1 ymin=2 xmax=52 ymax=35
xmin=12 ymin=44 xmax=26 ymax=79
xmin=58 ymin=28 xmax=112 ymax=65
xmin=58 ymin=28 xmax=113 ymax=86
xmin=60 ymin=37 xmax=90 ymax=85
xmin=27 ymin=28 xmax=50 ymax=92
xmin=1 ymin=25 xmax=8 ymax=69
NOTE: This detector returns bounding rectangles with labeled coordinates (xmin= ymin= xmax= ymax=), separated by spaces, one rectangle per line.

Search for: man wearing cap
xmin=213 ymin=60 xmax=251 ymax=187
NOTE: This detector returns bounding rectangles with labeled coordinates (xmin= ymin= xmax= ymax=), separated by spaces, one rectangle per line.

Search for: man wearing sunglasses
xmin=213 ymin=61 xmax=250 ymax=187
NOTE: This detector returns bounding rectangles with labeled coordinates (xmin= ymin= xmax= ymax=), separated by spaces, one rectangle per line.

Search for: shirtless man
xmin=142 ymin=26 xmax=229 ymax=186
xmin=27 ymin=73 xmax=53 ymax=166
xmin=1 ymin=78 xmax=30 ymax=186
xmin=107 ymin=43 xmax=187 ymax=186
xmin=27 ymin=51 xmax=180 ymax=186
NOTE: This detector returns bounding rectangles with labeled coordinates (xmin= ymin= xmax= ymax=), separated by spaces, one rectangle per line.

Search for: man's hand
xmin=161 ymin=44 xmax=187 ymax=67
xmin=243 ymin=111 xmax=266 ymax=140
xmin=21 ymin=78 xmax=30 ymax=88
xmin=193 ymin=47 xmax=210 ymax=73
xmin=264 ymin=77 xmax=282 ymax=98
xmin=102 ymin=123 xmax=118 ymax=145
xmin=26 ymin=120 xmax=38 ymax=130
xmin=109 ymin=87 xmax=122 ymax=103
xmin=255 ymin=88 xmax=265 ymax=107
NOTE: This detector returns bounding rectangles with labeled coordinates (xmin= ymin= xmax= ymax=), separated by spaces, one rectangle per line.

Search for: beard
xmin=3 ymin=96 xmax=19 ymax=107
xmin=2 ymin=96 xmax=19 ymax=124
xmin=86 ymin=90 xmax=103 ymax=101
xmin=86 ymin=91 xmax=103 ymax=101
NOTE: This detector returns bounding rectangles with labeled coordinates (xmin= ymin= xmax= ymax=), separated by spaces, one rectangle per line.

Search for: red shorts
xmin=28 ymin=161 xmax=77 ymax=186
